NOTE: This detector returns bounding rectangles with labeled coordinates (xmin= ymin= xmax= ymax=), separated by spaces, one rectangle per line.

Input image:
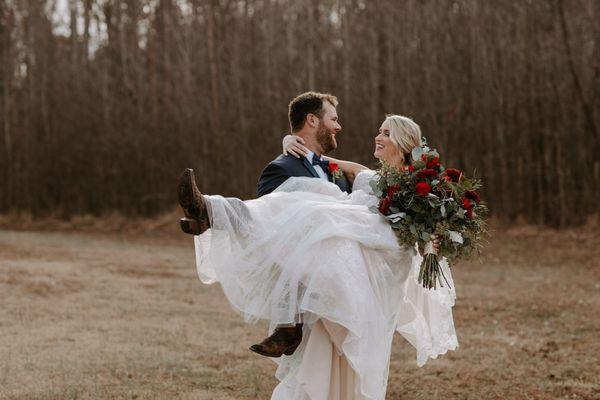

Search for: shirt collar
xmin=305 ymin=150 xmax=323 ymax=163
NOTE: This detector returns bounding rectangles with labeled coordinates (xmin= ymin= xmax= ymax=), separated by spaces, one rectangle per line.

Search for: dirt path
xmin=0 ymin=228 xmax=598 ymax=399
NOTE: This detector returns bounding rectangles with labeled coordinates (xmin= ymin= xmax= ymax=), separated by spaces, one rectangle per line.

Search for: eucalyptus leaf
xmin=411 ymin=147 xmax=424 ymax=161
xmin=369 ymin=180 xmax=379 ymax=192
xmin=440 ymin=204 xmax=446 ymax=217
xmin=447 ymin=230 xmax=464 ymax=244
xmin=388 ymin=212 xmax=407 ymax=221
xmin=409 ymin=224 xmax=417 ymax=235
xmin=421 ymin=231 xmax=431 ymax=241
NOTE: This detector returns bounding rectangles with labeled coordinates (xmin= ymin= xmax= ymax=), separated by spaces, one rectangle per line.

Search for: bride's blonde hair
xmin=385 ymin=115 xmax=423 ymax=164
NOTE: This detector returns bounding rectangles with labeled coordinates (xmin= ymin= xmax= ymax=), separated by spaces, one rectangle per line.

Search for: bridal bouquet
xmin=370 ymin=141 xmax=487 ymax=290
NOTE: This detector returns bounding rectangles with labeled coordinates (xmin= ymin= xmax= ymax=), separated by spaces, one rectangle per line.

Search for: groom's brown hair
xmin=288 ymin=92 xmax=338 ymax=132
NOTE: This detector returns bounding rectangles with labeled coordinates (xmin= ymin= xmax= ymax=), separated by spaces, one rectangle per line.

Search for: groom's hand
xmin=283 ymin=135 xmax=309 ymax=158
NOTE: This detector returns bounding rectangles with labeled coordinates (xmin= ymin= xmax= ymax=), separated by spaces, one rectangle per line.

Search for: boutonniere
xmin=329 ymin=162 xmax=343 ymax=183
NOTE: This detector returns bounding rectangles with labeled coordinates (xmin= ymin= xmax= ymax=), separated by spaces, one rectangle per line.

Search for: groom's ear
xmin=306 ymin=113 xmax=319 ymax=128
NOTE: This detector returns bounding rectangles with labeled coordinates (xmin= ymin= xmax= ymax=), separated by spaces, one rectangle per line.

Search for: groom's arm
xmin=257 ymin=162 xmax=291 ymax=197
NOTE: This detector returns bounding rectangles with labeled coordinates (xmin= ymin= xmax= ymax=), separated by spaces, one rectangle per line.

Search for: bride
xmin=183 ymin=115 xmax=458 ymax=400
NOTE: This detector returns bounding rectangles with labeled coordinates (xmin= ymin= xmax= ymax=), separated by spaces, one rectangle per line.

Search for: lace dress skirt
xmin=194 ymin=172 xmax=457 ymax=399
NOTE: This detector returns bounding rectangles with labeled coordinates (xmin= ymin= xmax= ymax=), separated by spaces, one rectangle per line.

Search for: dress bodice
xmin=351 ymin=169 xmax=377 ymax=194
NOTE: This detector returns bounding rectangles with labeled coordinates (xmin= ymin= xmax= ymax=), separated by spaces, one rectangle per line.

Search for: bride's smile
xmin=374 ymin=119 xmax=403 ymax=167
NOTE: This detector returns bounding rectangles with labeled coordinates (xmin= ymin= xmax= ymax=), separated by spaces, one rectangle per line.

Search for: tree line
xmin=0 ymin=0 xmax=598 ymax=227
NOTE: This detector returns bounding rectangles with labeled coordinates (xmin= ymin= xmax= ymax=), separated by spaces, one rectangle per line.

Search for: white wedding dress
xmin=194 ymin=170 xmax=458 ymax=400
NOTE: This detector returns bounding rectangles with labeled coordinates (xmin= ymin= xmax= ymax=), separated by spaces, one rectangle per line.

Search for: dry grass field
xmin=0 ymin=218 xmax=598 ymax=400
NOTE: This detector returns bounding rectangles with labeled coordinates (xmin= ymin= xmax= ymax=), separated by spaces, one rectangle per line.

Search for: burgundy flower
xmin=445 ymin=168 xmax=462 ymax=183
xmin=426 ymin=156 xmax=441 ymax=169
xmin=465 ymin=190 xmax=481 ymax=204
xmin=415 ymin=182 xmax=431 ymax=197
xmin=417 ymin=168 xmax=438 ymax=180
xmin=386 ymin=184 xmax=401 ymax=198
xmin=461 ymin=197 xmax=474 ymax=219
xmin=378 ymin=197 xmax=391 ymax=214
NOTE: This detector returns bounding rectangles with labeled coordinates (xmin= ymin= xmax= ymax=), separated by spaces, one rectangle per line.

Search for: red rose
xmin=386 ymin=184 xmax=401 ymax=197
xmin=445 ymin=168 xmax=462 ymax=183
xmin=408 ymin=164 xmax=415 ymax=173
xmin=415 ymin=182 xmax=431 ymax=197
xmin=378 ymin=197 xmax=391 ymax=214
xmin=461 ymin=197 xmax=471 ymax=208
xmin=417 ymin=168 xmax=438 ymax=180
xmin=461 ymin=197 xmax=474 ymax=219
xmin=421 ymin=154 xmax=427 ymax=161
xmin=329 ymin=162 xmax=339 ymax=172
xmin=465 ymin=190 xmax=481 ymax=204
xmin=426 ymin=156 xmax=440 ymax=169
xmin=466 ymin=208 xmax=474 ymax=219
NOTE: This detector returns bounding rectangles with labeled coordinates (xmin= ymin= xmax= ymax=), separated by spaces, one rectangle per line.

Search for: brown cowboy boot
xmin=249 ymin=324 xmax=303 ymax=358
xmin=177 ymin=168 xmax=211 ymax=235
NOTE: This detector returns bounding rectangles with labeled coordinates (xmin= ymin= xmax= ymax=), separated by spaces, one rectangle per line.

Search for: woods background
xmin=0 ymin=0 xmax=597 ymax=227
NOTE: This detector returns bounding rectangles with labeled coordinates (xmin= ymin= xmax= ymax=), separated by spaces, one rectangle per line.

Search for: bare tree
xmin=0 ymin=0 xmax=597 ymax=226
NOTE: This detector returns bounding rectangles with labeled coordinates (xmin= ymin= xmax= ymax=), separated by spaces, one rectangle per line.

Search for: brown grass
xmin=0 ymin=223 xmax=598 ymax=400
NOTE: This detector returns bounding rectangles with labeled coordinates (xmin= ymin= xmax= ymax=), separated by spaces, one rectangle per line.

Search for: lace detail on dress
xmin=397 ymin=253 xmax=459 ymax=367
xmin=351 ymin=169 xmax=377 ymax=194
xmin=194 ymin=167 xmax=459 ymax=398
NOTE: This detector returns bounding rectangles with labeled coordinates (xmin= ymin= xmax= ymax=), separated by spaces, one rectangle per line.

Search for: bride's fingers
xmin=288 ymin=144 xmax=307 ymax=157
xmin=289 ymin=149 xmax=301 ymax=158
xmin=294 ymin=143 xmax=309 ymax=156
xmin=287 ymin=144 xmax=302 ymax=157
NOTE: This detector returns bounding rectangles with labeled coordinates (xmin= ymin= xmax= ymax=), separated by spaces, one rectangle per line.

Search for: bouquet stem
xmin=418 ymin=253 xmax=452 ymax=290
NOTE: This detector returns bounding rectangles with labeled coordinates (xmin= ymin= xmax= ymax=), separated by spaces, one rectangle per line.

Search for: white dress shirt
xmin=305 ymin=151 xmax=329 ymax=181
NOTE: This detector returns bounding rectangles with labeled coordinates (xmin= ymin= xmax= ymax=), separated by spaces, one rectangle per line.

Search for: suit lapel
xmin=301 ymin=156 xmax=321 ymax=178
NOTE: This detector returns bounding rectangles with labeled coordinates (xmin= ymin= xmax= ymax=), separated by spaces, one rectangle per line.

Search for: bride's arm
xmin=282 ymin=135 xmax=368 ymax=183
xmin=321 ymin=156 xmax=368 ymax=184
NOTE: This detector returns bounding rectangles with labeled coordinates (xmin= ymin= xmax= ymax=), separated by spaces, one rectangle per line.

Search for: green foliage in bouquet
xmin=369 ymin=139 xmax=488 ymax=289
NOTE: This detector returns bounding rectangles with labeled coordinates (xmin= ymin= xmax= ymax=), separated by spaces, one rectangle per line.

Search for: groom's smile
xmin=315 ymin=101 xmax=341 ymax=154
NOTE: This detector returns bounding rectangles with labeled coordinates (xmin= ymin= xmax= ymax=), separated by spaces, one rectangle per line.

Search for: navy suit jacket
xmin=257 ymin=154 xmax=351 ymax=197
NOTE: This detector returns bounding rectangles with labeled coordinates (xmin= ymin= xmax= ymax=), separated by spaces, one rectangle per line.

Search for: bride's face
xmin=374 ymin=120 xmax=402 ymax=166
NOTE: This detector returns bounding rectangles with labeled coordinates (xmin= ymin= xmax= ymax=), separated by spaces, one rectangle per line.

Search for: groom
xmin=249 ymin=92 xmax=350 ymax=357
xmin=178 ymin=91 xmax=350 ymax=357
xmin=257 ymin=91 xmax=350 ymax=196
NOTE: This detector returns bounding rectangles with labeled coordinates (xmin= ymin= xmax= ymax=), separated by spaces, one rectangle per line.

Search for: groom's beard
xmin=315 ymin=123 xmax=337 ymax=154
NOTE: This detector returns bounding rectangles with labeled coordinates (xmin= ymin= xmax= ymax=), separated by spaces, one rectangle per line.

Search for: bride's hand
xmin=419 ymin=234 xmax=441 ymax=256
xmin=283 ymin=135 xmax=309 ymax=158
xmin=431 ymin=234 xmax=441 ymax=254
